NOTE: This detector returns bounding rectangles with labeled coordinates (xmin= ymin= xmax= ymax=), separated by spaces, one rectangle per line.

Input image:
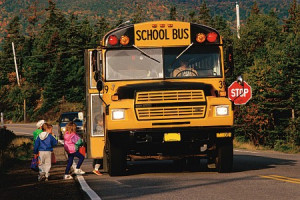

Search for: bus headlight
xmin=112 ymin=109 xmax=125 ymax=120
xmin=215 ymin=105 xmax=229 ymax=116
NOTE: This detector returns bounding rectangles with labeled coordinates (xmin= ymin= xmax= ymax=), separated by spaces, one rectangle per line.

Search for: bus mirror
xmin=237 ymin=75 xmax=244 ymax=85
xmin=94 ymin=72 xmax=100 ymax=81
xmin=96 ymin=80 xmax=103 ymax=91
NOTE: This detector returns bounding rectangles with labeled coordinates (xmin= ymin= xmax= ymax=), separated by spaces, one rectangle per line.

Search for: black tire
xmin=216 ymin=141 xmax=233 ymax=173
xmin=107 ymin=135 xmax=126 ymax=176
xmin=173 ymin=158 xmax=186 ymax=172
xmin=186 ymin=157 xmax=201 ymax=172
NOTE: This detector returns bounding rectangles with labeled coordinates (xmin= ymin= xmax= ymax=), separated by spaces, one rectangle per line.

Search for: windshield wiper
xmin=169 ymin=42 xmax=194 ymax=68
xmin=176 ymin=42 xmax=194 ymax=60
xmin=132 ymin=45 xmax=160 ymax=63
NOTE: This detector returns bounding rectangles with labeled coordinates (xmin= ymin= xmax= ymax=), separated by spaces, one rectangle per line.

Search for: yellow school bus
xmin=84 ymin=21 xmax=234 ymax=176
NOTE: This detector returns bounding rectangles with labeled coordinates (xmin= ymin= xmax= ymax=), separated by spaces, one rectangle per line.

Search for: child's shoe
xmin=92 ymin=170 xmax=103 ymax=176
xmin=74 ymin=168 xmax=86 ymax=175
xmin=38 ymin=173 xmax=46 ymax=181
xmin=63 ymin=174 xmax=73 ymax=180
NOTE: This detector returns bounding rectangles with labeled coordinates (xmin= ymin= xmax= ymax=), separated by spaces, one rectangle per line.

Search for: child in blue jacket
xmin=34 ymin=123 xmax=57 ymax=181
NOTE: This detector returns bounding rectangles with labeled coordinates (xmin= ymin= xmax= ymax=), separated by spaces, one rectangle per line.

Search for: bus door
xmin=85 ymin=49 xmax=105 ymax=159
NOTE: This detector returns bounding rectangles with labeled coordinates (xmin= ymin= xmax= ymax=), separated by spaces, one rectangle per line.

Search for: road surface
xmin=5 ymin=124 xmax=300 ymax=200
xmin=5 ymin=123 xmax=59 ymax=138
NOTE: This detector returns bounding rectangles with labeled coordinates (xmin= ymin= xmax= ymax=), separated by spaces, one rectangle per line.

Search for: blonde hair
xmin=66 ymin=122 xmax=77 ymax=133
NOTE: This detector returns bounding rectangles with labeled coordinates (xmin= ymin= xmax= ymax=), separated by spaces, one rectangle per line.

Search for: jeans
xmin=65 ymin=151 xmax=85 ymax=174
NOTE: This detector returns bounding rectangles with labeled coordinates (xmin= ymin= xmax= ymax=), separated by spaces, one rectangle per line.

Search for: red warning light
xmin=207 ymin=32 xmax=218 ymax=43
xmin=108 ymin=35 xmax=118 ymax=45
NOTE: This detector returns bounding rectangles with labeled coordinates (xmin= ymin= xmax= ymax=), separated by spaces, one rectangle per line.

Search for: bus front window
xmin=106 ymin=48 xmax=163 ymax=81
xmin=164 ymin=46 xmax=222 ymax=78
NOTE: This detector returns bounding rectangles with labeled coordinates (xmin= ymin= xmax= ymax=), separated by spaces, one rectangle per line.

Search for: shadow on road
xmin=124 ymin=153 xmax=297 ymax=175
xmin=232 ymin=154 xmax=297 ymax=172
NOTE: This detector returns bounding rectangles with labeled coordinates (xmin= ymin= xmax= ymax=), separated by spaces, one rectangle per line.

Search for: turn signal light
xmin=120 ymin=35 xmax=130 ymax=45
xmin=108 ymin=35 xmax=118 ymax=45
xmin=111 ymin=94 xmax=119 ymax=101
xmin=219 ymin=91 xmax=227 ymax=97
xmin=196 ymin=33 xmax=206 ymax=43
xmin=207 ymin=32 xmax=218 ymax=43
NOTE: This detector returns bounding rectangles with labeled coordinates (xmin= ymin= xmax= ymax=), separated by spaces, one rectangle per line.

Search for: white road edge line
xmin=234 ymin=149 xmax=258 ymax=154
xmin=58 ymin=140 xmax=102 ymax=200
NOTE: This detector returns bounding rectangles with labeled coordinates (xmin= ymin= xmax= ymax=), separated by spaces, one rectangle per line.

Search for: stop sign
xmin=228 ymin=81 xmax=252 ymax=105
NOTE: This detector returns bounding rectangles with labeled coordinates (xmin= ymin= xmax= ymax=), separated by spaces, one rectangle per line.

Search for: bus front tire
xmin=107 ymin=136 xmax=126 ymax=176
xmin=216 ymin=141 xmax=233 ymax=173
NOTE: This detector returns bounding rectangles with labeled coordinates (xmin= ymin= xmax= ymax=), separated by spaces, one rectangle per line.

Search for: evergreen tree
xmin=188 ymin=11 xmax=197 ymax=23
xmin=0 ymin=16 xmax=26 ymax=121
xmin=93 ymin=16 xmax=110 ymax=45
xmin=233 ymin=3 xmax=294 ymax=147
xmin=281 ymin=0 xmax=300 ymax=145
xmin=132 ymin=4 xmax=144 ymax=24
xmin=169 ymin=6 xmax=177 ymax=21
xmin=198 ymin=1 xmax=213 ymax=26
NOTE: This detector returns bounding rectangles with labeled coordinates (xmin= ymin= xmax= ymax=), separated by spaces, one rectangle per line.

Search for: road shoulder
xmin=0 ymin=145 xmax=85 ymax=200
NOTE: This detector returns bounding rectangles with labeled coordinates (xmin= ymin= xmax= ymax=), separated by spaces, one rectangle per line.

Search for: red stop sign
xmin=228 ymin=81 xmax=252 ymax=105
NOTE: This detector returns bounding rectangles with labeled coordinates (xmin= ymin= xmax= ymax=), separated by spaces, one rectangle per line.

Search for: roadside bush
xmin=0 ymin=128 xmax=16 ymax=169
xmin=9 ymin=137 xmax=33 ymax=160
xmin=274 ymin=139 xmax=300 ymax=153
xmin=0 ymin=129 xmax=33 ymax=171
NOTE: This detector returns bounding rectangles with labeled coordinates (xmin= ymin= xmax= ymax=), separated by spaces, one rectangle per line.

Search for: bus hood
xmin=116 ymin=81 xmax=214 ymax=99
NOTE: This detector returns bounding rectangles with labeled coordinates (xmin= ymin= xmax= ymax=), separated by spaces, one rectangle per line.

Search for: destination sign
xmin=134 ymin=21 xmax=191 ymax=47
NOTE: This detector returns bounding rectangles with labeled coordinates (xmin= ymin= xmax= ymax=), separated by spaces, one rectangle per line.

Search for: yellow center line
xmin=260 ymin=175 xmax=300 ymax=184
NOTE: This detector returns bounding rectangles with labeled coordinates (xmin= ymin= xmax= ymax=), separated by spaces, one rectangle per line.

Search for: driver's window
xmin=90 ymin=50 xmax=102 ymax=88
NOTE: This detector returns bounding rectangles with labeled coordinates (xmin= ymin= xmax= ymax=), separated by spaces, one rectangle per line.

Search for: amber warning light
xmin=120 ymin=35 xmax=130 ymax=45
xmin=195 ymin=32 xmax=218 ymax=43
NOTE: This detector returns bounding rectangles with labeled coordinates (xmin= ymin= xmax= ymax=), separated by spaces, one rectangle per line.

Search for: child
xmin=63 ymin=121 xmax=85 ymax=180
xmin=33 ymin=123 xmax=58 ymax=181
xmin=33 ymin=120 xmax=45 ymax=146
xmin=92 ymin=159 xmax=103 ymax=175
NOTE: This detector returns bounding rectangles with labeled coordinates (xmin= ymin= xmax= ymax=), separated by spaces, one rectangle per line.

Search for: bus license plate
xmin=163 ymin=133 xmax=181 ymax=142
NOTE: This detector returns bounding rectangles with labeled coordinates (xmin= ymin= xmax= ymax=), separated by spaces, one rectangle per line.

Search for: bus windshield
xmin=105 ymin=46 xmax=221 ymax=81
xmin=106 ymin=48 xmax=163 ymax=81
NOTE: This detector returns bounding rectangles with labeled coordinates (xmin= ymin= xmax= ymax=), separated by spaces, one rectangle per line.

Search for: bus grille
xmin=136 ymin=106 xmax=206 ymax=120
xmin=135 ymin=90 xmax=206 ymax=120
xmin=135 ymin=90 xmax=205 ymax=104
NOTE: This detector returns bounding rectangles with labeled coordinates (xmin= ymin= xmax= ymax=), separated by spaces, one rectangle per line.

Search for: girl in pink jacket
xmin=63 ymin=122 xmax=85 ymax=180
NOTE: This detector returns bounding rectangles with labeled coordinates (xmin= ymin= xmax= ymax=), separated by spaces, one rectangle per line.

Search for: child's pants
xmin=39 ymin=151 xmax=52 ymax=177
xmin=65 ymin=151 xmax=85 ymax=174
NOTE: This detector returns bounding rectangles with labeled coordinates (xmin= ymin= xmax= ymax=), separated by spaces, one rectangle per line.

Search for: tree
xmin=93 ymin=16 xmax=110 ymax=45
xmin=188 ymin=11 xmax=197 ymax=23
xmin=0 ymin=16 xmax=26 ymax=121
xmin=169 ymin=6 xmax=177 ymax=21
xmin=198 ymin=1 xmax=213 ymax=26
xmin=233 ymin=3 xmax=287 ymax=147
xmin=132 ymin=4 xmax=144 ymax=24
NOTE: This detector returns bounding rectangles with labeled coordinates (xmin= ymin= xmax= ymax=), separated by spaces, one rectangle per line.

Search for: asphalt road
xmin=5 ymin=124 xmax=300 ymax=200
xmin=5 ymin=123 xmax=59 ymax=138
